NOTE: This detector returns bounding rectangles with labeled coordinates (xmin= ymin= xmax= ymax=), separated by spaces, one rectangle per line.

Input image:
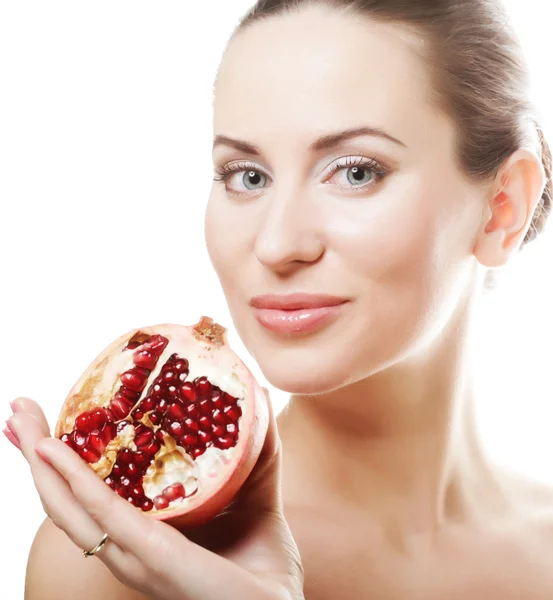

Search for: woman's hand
xmin=4 ymin=391 xmax=304 ymax=600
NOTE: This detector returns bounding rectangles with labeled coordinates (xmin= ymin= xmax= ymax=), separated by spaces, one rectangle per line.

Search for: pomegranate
xmin=54 ymin=316 xmax=269 ymax=528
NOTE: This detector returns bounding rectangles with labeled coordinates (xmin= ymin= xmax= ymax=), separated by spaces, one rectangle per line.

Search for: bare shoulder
xmin=25 ymin=517 xmax=149 ymax=600
xmin=496 ymin=464 xmax=553 ymax=542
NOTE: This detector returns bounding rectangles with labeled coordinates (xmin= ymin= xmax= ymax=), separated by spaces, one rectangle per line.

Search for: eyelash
xmin=213 ymin=156 xmax=389 ymax=196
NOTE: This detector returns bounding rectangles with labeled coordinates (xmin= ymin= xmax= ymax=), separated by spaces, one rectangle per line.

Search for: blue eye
xmin=213 ymin=156 xmax=389 ymax=196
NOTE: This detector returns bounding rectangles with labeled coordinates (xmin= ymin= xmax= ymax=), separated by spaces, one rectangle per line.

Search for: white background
xmin=1 ymin=1 xmax=552 ymax=597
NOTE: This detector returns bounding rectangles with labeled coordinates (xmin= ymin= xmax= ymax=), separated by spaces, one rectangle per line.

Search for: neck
xmin=278 ymin=295 xmax=512 ymax=546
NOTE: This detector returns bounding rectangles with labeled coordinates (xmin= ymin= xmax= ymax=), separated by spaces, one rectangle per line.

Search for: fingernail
xmin=9 ymin=400 xmax=21 ymax=413
xmin=5 ymin=419 xmax=20 ymax=440
xmin=3 ymin=426 xmax=21 ymax=450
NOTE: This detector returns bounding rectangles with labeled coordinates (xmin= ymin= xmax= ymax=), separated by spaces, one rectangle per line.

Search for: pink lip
xmin=251 ymin=303 xmax=348 ymax=335
xmin=249 ymin=293 xmax=348 ymax=310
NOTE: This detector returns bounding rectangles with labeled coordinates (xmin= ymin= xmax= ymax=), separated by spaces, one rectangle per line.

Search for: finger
xmin=7 ymin=413 xmax=128 ymax=565
xmin=259 ymin=387 xmax=282 ymax=460
xmin=231 ymin=386 xmax=283 ymax=513
xmin=29 ymin=431 xmax=272 ymax=600
xmin=31 ymin=433 xmax=161 ymax=553
xmin=10 ymin=397 xmax=51 ymax=435
xmin=3 ymin=424 xmax=21 ymax=449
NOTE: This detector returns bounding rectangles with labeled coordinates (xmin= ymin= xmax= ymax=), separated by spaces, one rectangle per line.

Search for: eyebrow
xmin=212 ymin=126 xmax=407 ymax=155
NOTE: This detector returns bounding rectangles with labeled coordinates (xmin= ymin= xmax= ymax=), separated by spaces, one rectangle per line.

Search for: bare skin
xmin=17 ymin=5 xmax=552 ymax=600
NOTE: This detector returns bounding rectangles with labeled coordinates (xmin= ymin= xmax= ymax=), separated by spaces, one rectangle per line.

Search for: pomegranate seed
xmin=100 ymin=422 xmax=116 ymax=445
xmin=192 ymin=447 xmax=205 ymax=458
xmin=134 ymin=427 xmax=154 ymax=448
xmin=116 ymin=486 xmax=127 ymax=497
xmin=127 ymin=496 xmax=139 ymax=506
xmin=89 ymin=408 xmax=109 ymax=429
xmin=151 ymin=383 xmax=164 ymax=397
xmin=134 ymin=451 xmax=151 ymax=468
xmin=118 ymin=387 xmax=142 ymax=402
xmin=75 ymin=411 xmax=91 ymax=432
xmin=133 ymin=350 xmax=157 ymax=369
xmin=121 ymin=368 xmax=150 ymax=392
xmin=157 ymin=398 xmax=168 ymax=413
xmin=142 ymin=441 xmax=161 ymax=456
xmin=153 ymin=495 xmax=169 ymax=510
xmin=215 ymin=436 xmax=235 ymax=450
xmin=61 ymin=433 xmax=74 ymax=449
xmin=173 ymin=358 xmax=189 ymax=373
xmin=72 ymin=430 xmax=88 ymax=448
xmin=120 ymin=476 xmax=131 ymax=489
xmin=186 ymin=403 xmax=199 ymax=418
xmin=226 ymin=423 xmax=238 ymax=436
xmin=198 ymin=430 xmax=212 ymax=444
xmin=130 ymin=484 xmax=144 ymax=500
xmin=167 ymin=401 xmax=186 ymax=420
xmin=212 ymin=392 xmax=225 ymax=410
xmin=143 ymin=335 xmax=168 ymax=355
xmin=141 ymin=396 xmax=155 ymax=412
xmin=212 ymin=409 xmax=226 ymax=425
xmin=110 ymin=397 xmax=133 ymax=420
xmin=169 ymin=421 xmax=185 ymax=437
xmin=163 ymin=370 xmax=176 ymax=384
xmin=79 ymin=446 xmax=101 ymax=462
xmin=156 ymin=429 xmax=166 ymax=444
xmin=222 ymin=391 xmax=237 ymax=405
xmin=162 ymin=483 xmax=185 ymax=501
xmin=126 ymin=463 xmax=141 ymax=479
xmin=212 ymin=424 xmax=225 ymax=437
xmin=180 ymin=383 xmax=197 ymax=403
xmin=149 ymin=412 xmax=161 ymax=425
xmin=183 ymin=434 xmax=198 ymax=447
xmin=184 ymin=418 xmax=199 ymax=433
xmin=224 ymin=405 xmax=241 ymax=421
xmin=198 ymin=416 xmax=211 ymax=430
xmin=168 ymin=386 xmax=179 ymax=399
xmin=104 ymin=476 xmax=116 ymax=489
xmin=199 ymin=399 xmax=212 ymax=415
xmin=126 ymin=340 xmax=142 ymax=350
xmin=118 ymin=448 xmax=133 ymax=464
xmin=141 ymin=498 xmax=154 ymax=512
xmin=112 ymin=463 xmax=124 ymax=478
xmin=195 ymin=376 xmax=212 ymax=398
xmin=88 ymin=430 xmax=105 ymax=454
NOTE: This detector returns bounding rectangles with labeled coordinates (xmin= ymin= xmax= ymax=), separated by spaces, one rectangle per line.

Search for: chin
xmin=253 ymin=347 xmax=360 ymax=395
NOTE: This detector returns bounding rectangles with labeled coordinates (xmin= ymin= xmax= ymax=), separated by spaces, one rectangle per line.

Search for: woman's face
xmin=205 ymin=7 xmax=485 ymax=394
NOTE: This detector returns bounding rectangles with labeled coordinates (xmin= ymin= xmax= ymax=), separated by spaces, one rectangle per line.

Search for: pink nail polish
xmin=5 ymin=419 xmax=20 ymax=440
xmin=3 ymin=426 xmax=21 ymax=450
xmin=9 ymin=401 xmax=20 ymax=413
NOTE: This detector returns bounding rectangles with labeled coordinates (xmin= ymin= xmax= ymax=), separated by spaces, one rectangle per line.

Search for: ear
xmin=473 ymin=148 xmax=546 ymax=268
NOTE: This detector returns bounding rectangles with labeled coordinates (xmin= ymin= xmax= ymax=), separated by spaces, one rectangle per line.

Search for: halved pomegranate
xmin=54 ymin=316 xmax=268 ymax=528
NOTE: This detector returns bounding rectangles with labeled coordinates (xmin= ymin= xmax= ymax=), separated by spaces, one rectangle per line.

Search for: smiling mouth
xmin=250 ymin=302 xmax=348 ymax=335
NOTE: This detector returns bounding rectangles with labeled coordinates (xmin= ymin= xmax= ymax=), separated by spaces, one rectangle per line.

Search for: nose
xmin=254 ymin=184 xmax=325 ymax=273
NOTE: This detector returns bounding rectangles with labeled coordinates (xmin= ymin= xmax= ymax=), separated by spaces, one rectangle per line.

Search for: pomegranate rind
xmin=55 ymin=317 xmax=269 ymax=527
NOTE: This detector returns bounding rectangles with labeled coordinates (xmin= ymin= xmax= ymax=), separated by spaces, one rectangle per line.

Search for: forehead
xmin=213 ymin=7 xmax=438 ymax=150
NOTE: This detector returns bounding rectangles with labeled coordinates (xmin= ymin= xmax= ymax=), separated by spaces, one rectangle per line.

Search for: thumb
xmin=231 ymin=387 xmax=283 ymax=514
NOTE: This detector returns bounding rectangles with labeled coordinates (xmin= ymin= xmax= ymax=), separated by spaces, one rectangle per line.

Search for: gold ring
xmin=82 ymin=533 xmax=108 ymax=558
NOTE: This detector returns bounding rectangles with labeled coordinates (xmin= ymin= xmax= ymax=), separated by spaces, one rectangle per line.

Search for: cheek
xmin=205 ymin=193 xmax=241 ymax=293
xmin=331 ymin=177 xmax=467 ymax=366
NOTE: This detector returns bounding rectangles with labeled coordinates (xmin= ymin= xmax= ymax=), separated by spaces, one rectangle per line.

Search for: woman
xmin=5 ymin=0 xmax=553 ymax=598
